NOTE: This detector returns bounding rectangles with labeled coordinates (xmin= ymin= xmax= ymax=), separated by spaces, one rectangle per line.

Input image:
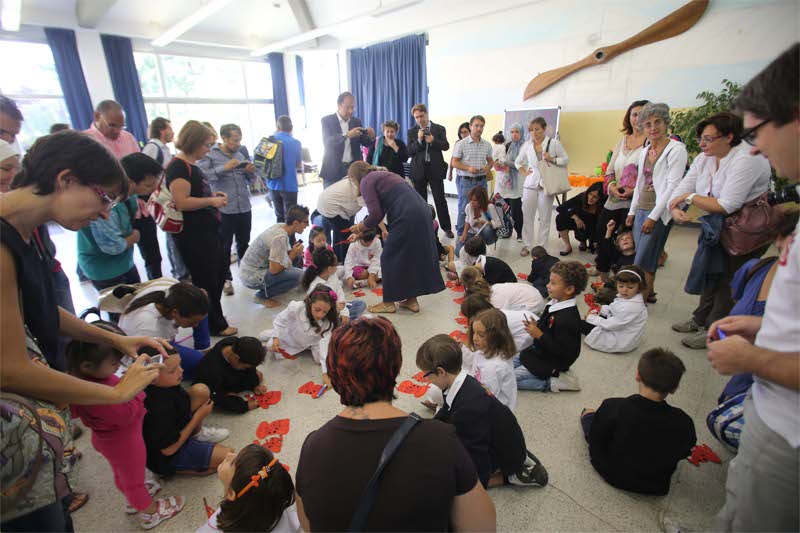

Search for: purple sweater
xmin=360 ymin=171 xmax=406 ymax=228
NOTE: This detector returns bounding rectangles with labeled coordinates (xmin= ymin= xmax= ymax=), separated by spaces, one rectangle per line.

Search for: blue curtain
xmin=44 ymin=28 xmax=94 ymax=130
xmin=349 ymin=34 xmax=427 ymax=138
xmin=296 ymin=55 xmax=305 ymax=107
xmin=268 ymin=52 xmax=289 ymax=121
xmin=100 ymin=34 xmax=148 ymax=143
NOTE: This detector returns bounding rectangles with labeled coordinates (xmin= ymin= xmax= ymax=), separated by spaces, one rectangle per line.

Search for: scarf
xmin=505 ymin=122 xmax=525 ymax=190
xmin=371 ymin=136 xmax=385 ymax=166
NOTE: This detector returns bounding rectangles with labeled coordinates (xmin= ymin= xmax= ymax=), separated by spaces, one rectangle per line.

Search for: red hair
xmin=326 ymin=317 xmax=402 ymax=407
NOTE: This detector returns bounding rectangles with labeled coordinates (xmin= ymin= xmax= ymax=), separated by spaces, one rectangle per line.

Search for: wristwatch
xmin=686 ymin=193 xmax=698 ymax=205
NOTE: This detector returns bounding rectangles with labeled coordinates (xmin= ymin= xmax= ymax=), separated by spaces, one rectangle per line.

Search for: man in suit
xmin=319 ymin=91 xmax=375 ymax=188
xmin=407 ymin=104 xmax=453 ymax=238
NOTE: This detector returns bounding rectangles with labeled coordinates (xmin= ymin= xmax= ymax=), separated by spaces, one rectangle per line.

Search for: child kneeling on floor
xmin=193 ymin=336 xmax=267 ymax=413
xmin=303 ymin=248 xmax=366 ymax=322
xmin=580 ymin=348 xmax=696 ymax=495
xmin=417 ymin=334 xmax=547 ymax=489
xmin=514 ymin=261 xmax=588 ymax=392
xmin=142 ymin=349 xmax=234 ymax=478
xmin=68 ymin=335 xmax=185 ymax=529
xmin=344 ymin=229 xmax=382 ymax=289
xmin=582 ymin=265 xmax=648 ymax=353
xmin=197 ymin=445 xmax=299 ymax=533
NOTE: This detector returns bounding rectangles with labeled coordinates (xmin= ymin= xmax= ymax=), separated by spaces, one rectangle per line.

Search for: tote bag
xmin=537 ymin=140 xmax=571 ymax=196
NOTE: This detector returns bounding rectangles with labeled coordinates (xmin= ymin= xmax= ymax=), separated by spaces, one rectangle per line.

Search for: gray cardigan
xmin=197 ymin=146 xmax=253 ymax=214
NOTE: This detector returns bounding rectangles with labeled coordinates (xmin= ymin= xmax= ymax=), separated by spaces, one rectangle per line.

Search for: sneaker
xmin=138 ymin=496 xmax=185 ymax=530
xmin=352 ymin=280 xmax=368 ymax=289
xmin=445 ymin=230 xmax=455 ymax=239
xmin=672 ymin=318 xmax=702 ymax=333
xmin=508 ymin=463 xmax=549 ymax=487
xmin=520 ymin=247 xmax=530 ymax=257
xmin=223 ymin=280 xmax=234 ymax=296
xmin=195 ymin=426 xmax=230 ymax=444
xmin=517 ymin=237 xmax=523 ymax=243
xmin=681 ymin=329 xmax=708 ymax=350
xmin=550 ymin=369 xmax=581 ymax=392
xmin=125 ymin=479 xmax=162 ymax=514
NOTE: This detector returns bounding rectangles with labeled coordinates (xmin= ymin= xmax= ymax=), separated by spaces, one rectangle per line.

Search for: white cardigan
xmin=629 ymin=139 xmax=688 ymax=224
xmin=514 ymin=135 xmax=569 ymax=191
xmin=584 ymin=293 xmax=648 ymax=353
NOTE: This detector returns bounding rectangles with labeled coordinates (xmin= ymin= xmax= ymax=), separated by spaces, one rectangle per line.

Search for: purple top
xmin=360 ymin=171 xmax=406 ymax=228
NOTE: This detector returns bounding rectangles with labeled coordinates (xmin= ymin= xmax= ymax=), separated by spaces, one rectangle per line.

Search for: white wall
xmin=427 ymin=0 xmax=800 ymax=115
xmin=73 ymin=28 xmax=115 ymax=106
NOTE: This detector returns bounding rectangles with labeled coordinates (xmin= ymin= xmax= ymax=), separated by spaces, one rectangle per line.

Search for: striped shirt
xmin=453 ymin=136 xmax=492 ymax=177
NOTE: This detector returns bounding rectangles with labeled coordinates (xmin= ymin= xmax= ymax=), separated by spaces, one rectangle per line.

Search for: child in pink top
xmin=68 ymin=332 xmax=185 ymax=530
xmin=303 ymin=226 xmax=335 ymax=268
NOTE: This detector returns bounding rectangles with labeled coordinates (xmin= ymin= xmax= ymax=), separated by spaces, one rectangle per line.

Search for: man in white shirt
xmin=315 ymin=177 xmax=364 ymax=262
xmin=707 ymin=44 xmax=799 ymax=532
xmin=319 ymin=91 xmax=375 ymax=188
xmin=142 ymin=117 xmax=174 ymax=168
xmin=451 ymin=115 xmax=494 ymax=236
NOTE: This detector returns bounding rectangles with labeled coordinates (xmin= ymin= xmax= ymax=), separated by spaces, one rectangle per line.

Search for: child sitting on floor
xmin=303 ymin=225 xmax=333 ymax=268
xmin=417 ymin=334 xmax=546 ymax=489
xmin=142 ymin=351 xmax=234 ymax=478
xmin=463 ymin=308 xmax=518 ymax=411
xmin=465 ymin=236 xmax=517 ymax=284
xmin=460 ymin=295 xmax=536 ymax=354
xmin=193 ymin=336 xmax=267 ymax=413
xmin=582 ymin=265 xmax=648 ymax=353
xmin=302 ymin=248 xmax=366 ymax=322
xmin=68 ymin=333 xmax=185 ymax=529
xmin=258 ymin=285 xmax=340 ymax=385
xmin=344 ymin=229 xmax=382 ymax=289
xmin=514 ymin=261 xmax=588 ymax=392
xmin=580 ymin=348 xmax=696 ymax=495
xmin=528 ymin=246 xmax=560 ymax=298
xmin=197 ymin=445 xmax=299 ymax=533
xmin=461 ymin=265 xmax=545 ymax=314
xmin=442 ymin=235 xmax=480 ymax=279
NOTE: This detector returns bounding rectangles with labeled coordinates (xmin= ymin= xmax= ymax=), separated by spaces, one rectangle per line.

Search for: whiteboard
xmin=503 ymin=105 xmax=561 ymax=142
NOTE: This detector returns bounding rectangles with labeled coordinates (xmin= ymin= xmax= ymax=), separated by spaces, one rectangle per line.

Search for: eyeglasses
xmin=99 ymin=116 xmax=126 ymax=130
xmin=696 ymin=135 xmax=722 ymax=144
xmin=89 ymin=184 xmax=120 ymax=210
xmin=741 ymin=118 xmax=771 ymax=146
xmin=422 ymin=369 xmax=438 ymax=379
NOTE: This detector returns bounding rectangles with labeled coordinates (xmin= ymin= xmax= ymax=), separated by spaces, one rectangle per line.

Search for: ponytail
xmin=301 ymin=248 xmax=338 ymax=290
xmin=123 ymin=282 xmax=209 ymax=318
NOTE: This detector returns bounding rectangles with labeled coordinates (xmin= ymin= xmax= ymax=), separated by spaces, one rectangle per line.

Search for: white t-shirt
xmin=118 ymin=283 xmax=179 ymax=340
xmin=196 ymin=504 xmax=300 ymax=533
xmin=752 ymin=215 xmax=800 ymax=448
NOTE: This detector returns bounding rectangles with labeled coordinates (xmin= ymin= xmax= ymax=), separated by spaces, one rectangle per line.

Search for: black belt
xmin=460 ymin=175 xmax=486 ymax=181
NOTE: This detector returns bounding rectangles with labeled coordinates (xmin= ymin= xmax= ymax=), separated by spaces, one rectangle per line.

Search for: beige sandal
xmin=397 ymin=299 xmax=420 ymax=313
xmin=368 ymin=302 xmax=396 ymax=314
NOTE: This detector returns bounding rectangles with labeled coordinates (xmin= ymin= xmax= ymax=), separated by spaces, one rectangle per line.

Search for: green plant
xmin=670 ymin=79 xmax=742 ymax=160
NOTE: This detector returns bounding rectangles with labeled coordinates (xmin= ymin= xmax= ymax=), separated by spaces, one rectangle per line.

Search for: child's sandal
xmin=139 ymin=496 xmax=185 ymax=530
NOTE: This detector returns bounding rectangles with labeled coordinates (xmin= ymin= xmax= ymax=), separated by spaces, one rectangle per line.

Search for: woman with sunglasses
xmin=667 ymin=112 xmax=772 ymax=349
xmin=0 ymin=130 xmax=169 ymax=532
xmin=166 ymin=120 xmax=237 ymax=337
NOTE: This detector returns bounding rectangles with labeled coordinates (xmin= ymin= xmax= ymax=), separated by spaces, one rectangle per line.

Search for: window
xmin=0 ymin=41 xmax=70 ymax=151
xmin=134 ymin=53 xmax=274 ymax=151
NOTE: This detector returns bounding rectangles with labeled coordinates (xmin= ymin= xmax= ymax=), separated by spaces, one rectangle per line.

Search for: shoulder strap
xmin=545 ymin=139 xmax=551 ymax=152
xmin=745 ymin=257 xmax=777 ymax=284
xmin=348 ymin=413 xmax=422 ymax=532
xmin=145 ymin=141 xmax=164 ymax=165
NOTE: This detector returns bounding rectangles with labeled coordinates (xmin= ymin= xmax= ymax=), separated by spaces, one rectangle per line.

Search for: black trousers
xmin=595 ymin=207 xmax=629 ymax=246
xmin=175 ymin=228 xmax=229 ymax=335
xmin=220 ymin=211 xmax=252 ymax=280
xmin=270 ymin=190 xmax=298 ymax=224
xmin=323 ymin=214 xmax=355 ymax=263
xmin=555 ymin=211 xmax=597 ymax=244
xmin=132 ymin=215 xmax=162 ymax=280
xmin=503 ymin=197 xmax=523 ymax=239
xmin=412 ymin=168 xmax=452 ymax=232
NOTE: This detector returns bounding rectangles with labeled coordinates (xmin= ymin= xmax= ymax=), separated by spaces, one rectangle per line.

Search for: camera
xmin=423 ymin=127 xmax=431 ymax=135
xmin=768 ymin=185 xmax=800 ymax=206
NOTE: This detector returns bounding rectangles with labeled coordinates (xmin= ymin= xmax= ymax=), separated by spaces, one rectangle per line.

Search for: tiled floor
xmin=62 ymin=184 xmax=732 ymax=532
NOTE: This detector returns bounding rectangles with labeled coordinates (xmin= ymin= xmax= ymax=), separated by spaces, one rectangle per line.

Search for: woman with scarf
xmin=494 ymin=122 xmax=525 ymax=242
xmin=366 ymin=120 xmax=408 ymax=176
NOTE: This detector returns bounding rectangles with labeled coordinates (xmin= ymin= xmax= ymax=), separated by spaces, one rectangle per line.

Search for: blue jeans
xmin=455 ymin=224 xmax=498 ymax=257
xmin=513 ymin=355 xmax=550 ymax=391
xmin=258 ymin=267 xmax=303 ymax=299
xmin=456 ymin=177 xmax=487 ymax=236
xmin=347 ymin=299 xmax=367 ymax=320
xmin=193 ymin=316 xmax=211 ymax=350
xmin=169 ymin=342 xmax=204 ymax=381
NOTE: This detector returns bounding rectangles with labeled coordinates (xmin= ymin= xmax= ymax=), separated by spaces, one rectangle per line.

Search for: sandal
xmin=397 ymin=299 xmax=420 ymax=313
xmin=126 ymin=479 xmax=163 ymax=514
xmin=218 ymin=326 xmax=238 ymax=336
xmin=139 ymin=496 xmax=185 ymax=530
xmin=68 ymin=492 xmax=89 ymax=513
xmin=368 ymin=302 xmax=396 ymax=314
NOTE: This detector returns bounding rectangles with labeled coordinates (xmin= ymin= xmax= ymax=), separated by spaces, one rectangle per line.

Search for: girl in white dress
xmin=583 ymin=266 xmax=648 ymax=353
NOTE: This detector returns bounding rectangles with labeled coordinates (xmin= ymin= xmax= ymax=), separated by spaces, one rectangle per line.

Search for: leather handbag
xmin=537 ymin=140 xmax=571 ymax=197
xmin=720 ymin=192 xmax=779 ymax=256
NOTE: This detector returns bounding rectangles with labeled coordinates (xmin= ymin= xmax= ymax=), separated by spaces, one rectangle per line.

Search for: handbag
xmin=146 ymin=162 xmax=185 ymax=234
xmin=537 ymin=140 xmax=571 ymax=196
xmin=720 ymin=192 xmax=779 ymax=256
xmin=348 ymin=413 xmax=422 ymax=532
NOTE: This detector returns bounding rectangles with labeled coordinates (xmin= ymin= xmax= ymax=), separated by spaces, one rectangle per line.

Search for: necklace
xmin=649 ymin=138 xmax=667 ymax=159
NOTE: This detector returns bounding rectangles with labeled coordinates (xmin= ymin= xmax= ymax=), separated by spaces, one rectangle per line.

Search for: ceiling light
xmin=1 ymin=0 xmax=21 ymax=32
xmin=151 ymin=0 xmax=235 ymax=47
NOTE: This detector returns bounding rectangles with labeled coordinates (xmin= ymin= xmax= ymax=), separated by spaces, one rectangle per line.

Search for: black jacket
xmin=193 ymin=337 xmax=260 ymax=413
xmin=528 ymin=254 xmax=560 ymax=298
xmin=407 ymin=122 xmax=449 ymax=180
xmin=484 ymin=256 xmax=517 ymax=285
xmin=366 ymin=138 xmax=408 ymax=177
xmin=319 ymin=113 xmax=372 ymax=181
xmin=519 ymin=302 xmax=582 ymax=379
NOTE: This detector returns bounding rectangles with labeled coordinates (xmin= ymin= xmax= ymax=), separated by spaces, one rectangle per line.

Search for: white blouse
xmin=464 ymin=203 xmax=502 ymax=231
xmin=515 ymin=136 xmax=569 ymax=191
xmin=258 ymin=300 xmax=333 ymax=371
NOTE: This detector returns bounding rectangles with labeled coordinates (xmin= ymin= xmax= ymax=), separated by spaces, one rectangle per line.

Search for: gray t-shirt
xmin=239 ymin=224 xmax=291 ymax=288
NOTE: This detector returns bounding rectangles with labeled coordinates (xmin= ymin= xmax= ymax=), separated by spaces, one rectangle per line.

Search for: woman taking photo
xmin=347 ymin=162 xmax=444 ymax=313
xmin=515 ymin=117 xmax=569 ymax=256
xmin=626 ymin=102 xmax=688 ymax=303
xmin=167 ymin=120 xmax=237 ymax=337
xmin=0 ymin=131 xmax=168 ymax=531
xmin=366 ymin=120 xmax=408 ymax=176
xmin=295 ymin=317 xmax=495 ymax=531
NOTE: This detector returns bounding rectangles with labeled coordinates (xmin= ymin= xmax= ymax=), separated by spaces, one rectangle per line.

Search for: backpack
xmin=146 ymin=161 xmax=187 ymax=234
xmin=491 ymin=193 xmax=514 ymax=239
xmin=254 ymin=136 xmax=285 ymax=181
xmin=706 ymin=373 xmax=753 ymax=452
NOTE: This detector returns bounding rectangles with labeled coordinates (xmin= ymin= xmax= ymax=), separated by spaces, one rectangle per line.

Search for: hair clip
xmin=311 ymin=290 xmax=337 ymax=302
xmin=235 ymin=458 xmax=278 ymax=499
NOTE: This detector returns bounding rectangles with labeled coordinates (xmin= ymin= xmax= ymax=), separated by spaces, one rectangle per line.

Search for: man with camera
xmin=407 ymin=103 xmax=453 ymax=238
xmin=320 ymin=91 xmax=375 ymax=188
xmin=707 ymin=43 xmax=799 ymax=532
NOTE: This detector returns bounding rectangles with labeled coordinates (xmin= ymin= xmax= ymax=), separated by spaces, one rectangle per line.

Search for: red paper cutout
xmin=340 ymin=228 xmax=351 ymax=233
xmin=448 ymin=330 xmax=467 ymax=343
xmin=254 ymin=391 xmax=282 ymax=409
xmin=371 ymin=288 xmax=383 ymax=296
xmin=591 ymin=280 xmax=605 ymax=290
xmin=256 ymin=421 xmax=270 ymax=440
xmin=451 ymin=284 xmax=465 ymax=293
xmin=412 ymin=371 xmax=430 ymax=383
xmin=282 ymin=464 xmax=291 ymax=472
xmin=397 ymin=380 xmax=430 ymax=398
xmin=688 ymin=444 xmax=721 ymax=466
xmin=445 ymin=280 xmax=456 ymax=288
xmin=353 ymin=290 xmax=366 ymax=297
xmin=517 ymin=273 xmax=528 ymax=280
xmin=298 ymin=381 xmax=323 ymax=397
xmin=584 ymin=294 xmax=601 ymax=313
xmin=453 ymin=297 xmax=465 ymax=305
xmin=584 ymin=263 xmax=593 ymax=268
xmin=263 ymin=435 xmax=283 ymax=453
xmin=203 ymin=498 xmax=214 ymax=519
xmin=276 ymin=347 xmax=298 ymax=360
xmin=455 ymin=316 xmax=469 ymax=326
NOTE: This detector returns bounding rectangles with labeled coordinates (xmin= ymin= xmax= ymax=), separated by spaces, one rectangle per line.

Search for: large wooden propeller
xmin=523 ymin=0 xmax=710 ymax=100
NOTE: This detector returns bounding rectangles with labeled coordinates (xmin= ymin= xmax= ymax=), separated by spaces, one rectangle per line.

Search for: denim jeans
xmin=455 ymin=224 xmax=498 ymax=257
xmin=167 ymin=233 xmax=189 ymax=280
xmin=258 ymin=267 xmax=303 ymax=299
xmin=456 ymin=177 xmax=487 ymax=236
xmin=513 ymin=355 xmax=550 ymax=391
xmin=169 ymin=342 xmax=204 ymax=382
xmin=347 ymin=299 xmax=367 ymax=320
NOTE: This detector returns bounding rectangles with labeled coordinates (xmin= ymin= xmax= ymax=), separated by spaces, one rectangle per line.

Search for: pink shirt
xmin=83 ymin=124 xmax=140 ymax=160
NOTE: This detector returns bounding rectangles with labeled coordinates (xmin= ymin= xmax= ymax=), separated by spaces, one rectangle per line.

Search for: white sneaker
xmin=195 ymin=426 xmax=230 ymax=444
xmin=125 ymin=479 xmax=162 ymax=514
xmin=138 ymin=496 xmax=185 ymax=530
xmin=223 ymin=280 xmax=234 ymax=295
xmin=550 ymin=369 xmax=581 ymax=392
